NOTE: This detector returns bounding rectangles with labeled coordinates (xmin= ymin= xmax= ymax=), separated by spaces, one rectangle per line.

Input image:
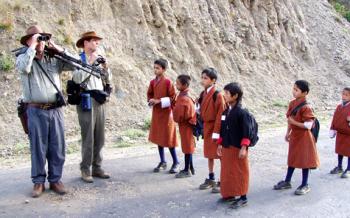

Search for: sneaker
xmin=341 ymin=170 xmax=350 ymax=178
xmin=199 ymin=178 xmax=216 ymax=190
xmin=330 ymin=166 xmax=343 ymax=175
xmin=169 ymin=163 xmax=179 ymax=174
xmin=211 ymin=181 xmax=220 ymax=193
xmin=230 ymin=198 xmax=248 ymax=209
xmin=175 ymin=170 xmax=191 ymax=178
xmin=153 ymin=162 xmax=167 ymax=173
xmin=273 ymin=180 xmax=292 ymax=190
xmin=217 ymin=197 xmax=237 ymax=204
xmin=294 ymin=185 xmax=311 ymax=195
xmin=81 ymin=171 xmax=94 ymax=183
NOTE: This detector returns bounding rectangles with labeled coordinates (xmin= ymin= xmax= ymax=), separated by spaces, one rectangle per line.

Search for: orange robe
xmin=331 ymin=103 xmax=350 ymax=156
xmin=286 ymin=97 xmax=320 ymax=169
xmin=220 ymin=146 xmax=249 ymax=198
xmin=200 ymin=87 xmax=225 ymax=159
xmin=173 ymin=89 xmax=196 ymax=154
xmin=147 ymin=75 xmax=177 ymax=148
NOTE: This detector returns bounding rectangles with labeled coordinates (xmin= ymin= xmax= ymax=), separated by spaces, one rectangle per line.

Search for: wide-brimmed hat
xmin=76 ymin=31 xmax=103 ymax=48
xmin=20 ymin=25 xmax=52 ymax=46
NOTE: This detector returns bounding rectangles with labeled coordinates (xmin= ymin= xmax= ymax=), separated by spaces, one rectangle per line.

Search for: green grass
xmin=58 ymin=19 xmax=65 ymax=26
xmin=124 ymin=128 xmax=147 ymax=139
xmin=272 ymin=100 xmax=288 ymax=108
xmin=0 ymin=54 xmax=14 ymax=71
xmin=142 ymin=117 xmax=152 ymax=130
xmin=331 ymin=1 xmax=350 ymax=22
xmin=0 ymin=21 xmax=13 ymax=31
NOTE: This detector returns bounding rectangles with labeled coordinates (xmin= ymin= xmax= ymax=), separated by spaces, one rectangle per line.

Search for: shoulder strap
xmin=213 ymin=90 xmax=219 ymax=102
xmin=35 ymin=59 xmax=61 ymax=93
xmin=198 ymin=91 xmax=205 ymax=104
xmin=291 ymin=101 xmax=308 ymax=116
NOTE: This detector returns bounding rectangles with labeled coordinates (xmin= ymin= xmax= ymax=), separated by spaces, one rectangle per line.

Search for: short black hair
xmin=177 ymin=74 xmax=191 ymax=87
xmin=224 ymin=82 xmax=243 ymax=103
xmin=154 ymin=58 xmax=168 ymax=70
xmin=201 ymin=67 xmax=218 ymax=81
xmin=344 ymin=87 xmax=350 ymax=93
xmin=295 ymin=80 xmax=310 ymax=93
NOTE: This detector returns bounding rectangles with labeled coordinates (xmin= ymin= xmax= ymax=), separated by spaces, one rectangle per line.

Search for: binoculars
xmin=38 ymin=35 xmax=50 ymax=42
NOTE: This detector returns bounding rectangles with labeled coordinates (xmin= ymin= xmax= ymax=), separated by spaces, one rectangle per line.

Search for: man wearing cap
xmin=73 ymin=31 xmax=112 ymax=183
xmin=16 ymin=25 xmax=75 ymax=197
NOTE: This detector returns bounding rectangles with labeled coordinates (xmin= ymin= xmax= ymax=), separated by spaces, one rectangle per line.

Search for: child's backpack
xmin=244 ymin=109 xmax=259 ymax=147
xmin=193 ymin=90 xmax=220 ymax=140
xmin=290 ymin=101 xmax=320 ymax=142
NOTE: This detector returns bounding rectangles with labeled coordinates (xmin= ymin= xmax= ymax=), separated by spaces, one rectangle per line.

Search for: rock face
xmin=0 ymin=0 xmax=350 ymax=147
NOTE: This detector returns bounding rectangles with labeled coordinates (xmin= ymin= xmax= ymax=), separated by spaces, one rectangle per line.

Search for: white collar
xmin=207 ymin=85 xmax=214 ymax=93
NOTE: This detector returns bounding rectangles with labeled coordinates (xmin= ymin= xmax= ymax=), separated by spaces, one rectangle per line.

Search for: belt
xmin=28 ymin=103 xmax=57 ymax=110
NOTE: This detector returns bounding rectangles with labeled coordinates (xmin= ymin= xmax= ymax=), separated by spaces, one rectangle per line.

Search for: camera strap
xmin=35 ymin=59 xmax=62 ymax=94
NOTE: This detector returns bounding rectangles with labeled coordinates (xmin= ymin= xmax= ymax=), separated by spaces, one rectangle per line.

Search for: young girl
xmin=198 ymin=68 xmax=225 ymax=192
xmin=217 ymin=82 xmax=251 ymax=209
xmin=147 ymin=59 xmax=179 ymax=174
xmin=274 ymin=80 xmax=320 ymax=195
xmin=329 ymin=87 xmax=350 ymax=178
xmin=173 ymin=75 xmax=196 ymax=178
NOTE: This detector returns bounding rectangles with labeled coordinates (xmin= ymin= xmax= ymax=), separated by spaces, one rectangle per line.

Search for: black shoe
xmin=341 ymin=170 xmax=350 ymax=178
xmin=175 ymin=170 xmax=191 ymax=178
xmin=330 ymin=166 xmax=343 ymax=174
xmin=190 ymin=167 xmax=195 ymax=175
xmin=230 ymin=198 xmax=248 ymax=209
xmin=273 ymin=180 xmax=292 ymax=190
xmin=153 ymin=162 xmax=167 ymax=173
xmin=169 ymin=163 xmax=179 ymax=174
xmin=294 ymin=185 xmax=311 ymax=195
xmin=199 ymin=178 xmax=216 ymax=190
xmin=217 ymin=197 xmax=237 ymax=204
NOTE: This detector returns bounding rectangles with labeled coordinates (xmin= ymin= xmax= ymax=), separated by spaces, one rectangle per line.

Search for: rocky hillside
xmin=0 ymin=0 xmax=350 ymax=148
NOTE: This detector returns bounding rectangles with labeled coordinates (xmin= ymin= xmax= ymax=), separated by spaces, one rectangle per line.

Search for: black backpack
xmin=244 ymin=109 xmax=259 ymax=147
xmin=290 ymin=102 xmax=320 ymax=142
xmin=193 ymin=90 xmax=219 ymax=140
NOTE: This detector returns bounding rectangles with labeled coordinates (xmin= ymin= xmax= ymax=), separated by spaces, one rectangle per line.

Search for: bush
xmin=0 ymin=54 xmax=14 ymax=71
xmin=332 ymin=1 xmax=350 ymax=22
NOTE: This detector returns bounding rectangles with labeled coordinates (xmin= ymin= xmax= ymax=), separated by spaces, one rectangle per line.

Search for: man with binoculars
xmin=16 ymin=25 xmax=76 ymax=198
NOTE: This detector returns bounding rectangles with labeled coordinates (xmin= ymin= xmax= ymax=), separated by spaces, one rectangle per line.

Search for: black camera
xmin=96 ymin=57 xmax=106 ymax=64
xmin=38 ymin=35 xmax=50 ymax=42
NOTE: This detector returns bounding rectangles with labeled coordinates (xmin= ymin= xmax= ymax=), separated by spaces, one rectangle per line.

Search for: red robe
xmin=331 ymin=102 xmax=350 ymax=156
xmin=286 ymin=97 xmax=320 ymax=169
xmin=220 ymin=146 xmax=249 ymax=198
xmin=200 ymin=87 xmax=225 ymax=159
xmin=173 ymin=89 xmax=196 ymax=154
xmin=147 ymin=75 xmax=177 ymax=148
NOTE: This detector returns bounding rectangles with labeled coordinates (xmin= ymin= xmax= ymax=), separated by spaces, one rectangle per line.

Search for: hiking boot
xmin=211 ymin=181 xmax=220 ymax=193
xmin=341 ymin=170 xmax=350 ymax=178
xmin=175 ymin=170 xmax=191 ymax=178
xmin=169 ymin=163 xmax=180 ymax=174
xmin=32 ymin=183 xmax=45 ymax=198
xmin=92 ymin=169 xmax=110 ymax=179
xmin=49 ymin=182 xmax=67 ymax=195
xmin=294 ymin=185 xmax=311 ymax=195
xmin=199 ymin=178 xmax=216 ymax=190
xmin=153 ymin=162 xmax=167 ymax=173
xmin=81 ymin=171 xmax=94 ymax=183
xmin=273 ymin=180 xmax=292 ymax=190
xmin=230 ymin=198 xmax=248 ymax=209
xmin=330 ymin=166 xmax=343 ymax=175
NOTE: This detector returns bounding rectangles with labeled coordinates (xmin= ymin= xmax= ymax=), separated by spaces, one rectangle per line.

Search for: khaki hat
xmin=20 ymin=25 xmax=51 ymax=46
xmin=76 ymin=31 xmax=103 ymax=48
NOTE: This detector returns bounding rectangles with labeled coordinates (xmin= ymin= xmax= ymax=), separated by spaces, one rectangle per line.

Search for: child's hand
xmin=285 ymin=133 xmax=290 ymax=142
xmin=239 ymin=146 xmax=247 ymax=159
xmin=287 ymin=117 xmax=296 ymax=125
xmin=149 ymin=99 xmax=161 ymax=105
xmin=217 ymin=145 xmax=222 ymax=157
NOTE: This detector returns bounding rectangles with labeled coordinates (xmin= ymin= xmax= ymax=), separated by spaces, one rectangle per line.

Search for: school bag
xmin=193 ymin=90 xmax=220 ymax=140
xmin=290 ymin=101 xmax=320 ymax=142
xmin=243 ymin=109 xmax=259 ymax=147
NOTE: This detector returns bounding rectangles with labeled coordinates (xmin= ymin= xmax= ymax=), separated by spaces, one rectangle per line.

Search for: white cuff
xmin=329 ymin=129 xmax=337 ymax=138
xmin=212 ymin=133 xmax=220 ymax=139
xmin=195 ymin=103 xmax=201 ymax=114
xmin=304 ymin=121 xmax=313 ymax=130
xmin=160 ymin=97 xmax=171 ymax=108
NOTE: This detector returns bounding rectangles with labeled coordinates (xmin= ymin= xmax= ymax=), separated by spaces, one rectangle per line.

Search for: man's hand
xmin=27 ymin=34 xmax=40 ymax=48
xmin=239 ymin=146 xmax=247 ymax=159
xmin=47 ymin=40 xmax=64 ymax=53
xmin=285 ymin=132 xmax=290 ymax=142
